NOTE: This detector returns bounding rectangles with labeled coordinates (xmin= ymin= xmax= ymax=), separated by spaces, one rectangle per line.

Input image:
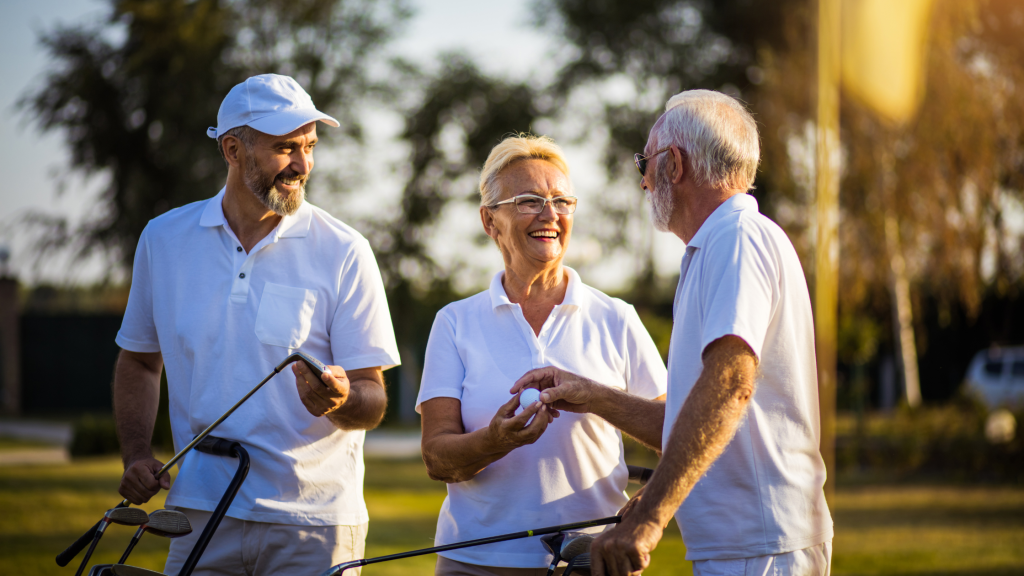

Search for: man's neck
xmin=672 ymin=184 xmax=746 ymax=243
xmin=223 ymin=172 xmax=283 ymax=253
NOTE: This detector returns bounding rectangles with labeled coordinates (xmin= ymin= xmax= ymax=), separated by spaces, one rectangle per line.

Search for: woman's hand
xmin=487 ymin=391 xmax=555 ymax=452
xmin=511 ymin=366 xmax=600 ymax=415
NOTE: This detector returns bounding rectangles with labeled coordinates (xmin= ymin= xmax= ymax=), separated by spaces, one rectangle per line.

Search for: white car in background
xmin=963 ymin=346 xmax=1024 ymax=410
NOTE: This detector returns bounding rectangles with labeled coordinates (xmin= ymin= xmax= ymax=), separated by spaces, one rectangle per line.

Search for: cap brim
xmin=247 ymin=109 xmax=340 ymax=136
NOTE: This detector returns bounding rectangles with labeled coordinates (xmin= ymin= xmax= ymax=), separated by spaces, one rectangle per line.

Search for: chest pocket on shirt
xmin=255 ymin=282 xmax=318 ymax=349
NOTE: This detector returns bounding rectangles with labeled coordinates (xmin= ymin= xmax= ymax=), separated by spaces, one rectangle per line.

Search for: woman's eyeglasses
xmin=489 ymin=194 xmax=578 ymax=215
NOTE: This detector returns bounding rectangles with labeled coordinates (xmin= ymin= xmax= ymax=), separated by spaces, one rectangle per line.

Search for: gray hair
xmin=217 ymin=125 xmax=261 ymax=163
xmin=654 ymin=90 xmax=760 ymax=191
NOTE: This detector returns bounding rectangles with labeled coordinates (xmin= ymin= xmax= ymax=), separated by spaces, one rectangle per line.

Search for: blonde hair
xmin=657 ymin=90 xmax=760 ymax=191
xmin=479 ymin=134 xmax=571 ymax=206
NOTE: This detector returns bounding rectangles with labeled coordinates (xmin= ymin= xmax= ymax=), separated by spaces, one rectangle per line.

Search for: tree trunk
xmin=814 ymin=0 xmax=841 ymax=504
xmin=884 ymin=212 xmax=922 ymax=408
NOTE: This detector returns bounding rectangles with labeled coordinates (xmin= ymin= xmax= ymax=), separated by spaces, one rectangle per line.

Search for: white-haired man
xmin=524 ymin=90 xmax=832 ymax=575
xmin=114 ymin=73 xmax=400 ymax=575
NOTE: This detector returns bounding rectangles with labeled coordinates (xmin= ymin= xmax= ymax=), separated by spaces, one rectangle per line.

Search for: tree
xmin=531 ymin=0 xmax=806 ymax=295
xmin=757 ymin=0 xmax=1024 ymax=400
xmin=21 ymin=0 xmax=410 ymax=270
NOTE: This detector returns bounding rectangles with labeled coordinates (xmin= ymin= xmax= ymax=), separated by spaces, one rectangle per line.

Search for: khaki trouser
xmin=164 ymin=507 xmax=368 ymax=576
xmin=692 ymin=541 xmax=832 ymax=576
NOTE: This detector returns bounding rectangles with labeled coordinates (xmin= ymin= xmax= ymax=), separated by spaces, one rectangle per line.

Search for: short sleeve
xmin=116 ymin=226 xmax=161 ymax=353
xmin=623 ymin=306 xmax=668 ymax=399
xmin=415 ymin=309 xmax=466 ymax=413
xmin=329 ymin=239 xmax=401 ymax=370
xmin=699 ymin=220 xmax=777 ymax=360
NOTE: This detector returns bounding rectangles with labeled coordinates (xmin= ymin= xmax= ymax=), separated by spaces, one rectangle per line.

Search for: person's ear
xmin=222 ymin=136 xmax=244 ymax=169
xmin=667 ymin=146 xmax=686 ymax=185
xmin=480 ymin=205 xmax=499 ymax=240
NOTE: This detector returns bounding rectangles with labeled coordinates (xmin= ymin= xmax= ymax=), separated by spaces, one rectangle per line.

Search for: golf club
xmin=559 ymin=534 xmax=594 ymax=575
xmin=117 ymin=509 xmax=193 ymax=564
xmin=57 ymin=351 xmax=326 ymax=568
xmin=564 ymin=553 xmax=591 ymax=575
xmin=318 ymin=516 xmax=621 ymax=576
xmin=74 ymin=507 xmax=150 ymax=576
xmin=541 ymin=532 xmax=566 ymax=576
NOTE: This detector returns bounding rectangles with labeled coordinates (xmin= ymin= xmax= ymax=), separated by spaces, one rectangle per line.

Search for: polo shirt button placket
xmin=232 ymin=251 xmax=258 ymax=303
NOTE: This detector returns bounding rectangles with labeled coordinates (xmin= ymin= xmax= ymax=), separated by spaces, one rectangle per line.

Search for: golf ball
xmin=520 ymin=388 xmax=542 ymax=409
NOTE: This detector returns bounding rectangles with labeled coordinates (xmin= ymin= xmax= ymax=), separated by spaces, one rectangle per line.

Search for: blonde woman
xmin=416 ymin=135 xmax=668 ymax=576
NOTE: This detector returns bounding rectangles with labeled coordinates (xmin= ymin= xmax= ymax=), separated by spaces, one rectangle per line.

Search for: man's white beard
xmin=647 ymin=164 xmax=674 ymax=232
xmin=243 ymin=153 xmax=305 ymax=216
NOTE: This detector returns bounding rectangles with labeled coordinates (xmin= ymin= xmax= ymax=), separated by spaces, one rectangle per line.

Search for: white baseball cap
xmin=206 ymin=73 xmax=339 ymax=139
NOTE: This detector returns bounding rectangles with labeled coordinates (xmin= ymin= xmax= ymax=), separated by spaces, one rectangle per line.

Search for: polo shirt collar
xmin=488 ymin=266 xmax=587 ymax=310
xmin=199 ymin=187 xmax=313 ymax=239
xmin=686 ymin=193 xmax=758 ymax=249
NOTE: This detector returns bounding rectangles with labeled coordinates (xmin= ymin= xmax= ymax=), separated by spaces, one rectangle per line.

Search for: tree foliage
xmin=372 ymin=54 xmax=540 ymax=290
xmin=759 ymin=0 xmax=1024 ymax=320
xmin=534 ymin=0 xmax=801 ymax=181
xmin=368 ymin=54 xmax=540 ymax=347
xmin=21 ymin=0 xmax=409 ymax=269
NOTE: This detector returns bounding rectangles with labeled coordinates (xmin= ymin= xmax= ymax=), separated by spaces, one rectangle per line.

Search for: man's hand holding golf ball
xmin=511 ymin=367 xmax=614 ymax=416
xmin=511 ymin=367 xmax=665 ymax=450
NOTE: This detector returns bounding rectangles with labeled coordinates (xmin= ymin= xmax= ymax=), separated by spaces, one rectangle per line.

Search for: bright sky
xmin=0 ymin=0 xmax=684 ymax=290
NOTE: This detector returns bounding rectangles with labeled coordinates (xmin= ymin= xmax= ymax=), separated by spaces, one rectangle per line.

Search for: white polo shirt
xmin=116 ymin=188 xmax=400 ymax=526
xmin=664 ymin=193 xmax=832 ymax=560
xmin=416 ymin=267 xmax=667 ymax=568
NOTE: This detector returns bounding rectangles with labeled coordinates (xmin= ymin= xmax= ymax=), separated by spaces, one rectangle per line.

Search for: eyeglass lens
xmin=634 ymin=154 xmax=648 ymax=177
xmin=515 ymin=195 xmax=577 ymax=214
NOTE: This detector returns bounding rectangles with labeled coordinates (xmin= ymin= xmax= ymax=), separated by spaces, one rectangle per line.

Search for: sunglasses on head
xmin=633 ymin=147 xmax=673 ymax=177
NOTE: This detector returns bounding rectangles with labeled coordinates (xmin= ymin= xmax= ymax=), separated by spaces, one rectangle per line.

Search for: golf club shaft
xmin=118 ymin=527 xmax=146 ymax=564
xmin=73 ymin=525 xmax=106 ymax=576
xmin=56 ymin=503 xmax=128 ymax=567
xmin=54 ymin=366 xmax=275 ymax=568
xmin=319 ymin=516 xmax=621 ymax=576
xmin=151 ymin=363 xmax=284 ymax=478
xmin=57 ymin=355 xmax=305 ymax=567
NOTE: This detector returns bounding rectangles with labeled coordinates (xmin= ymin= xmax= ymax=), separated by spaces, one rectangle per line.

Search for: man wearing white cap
xmin=113 ymin=73 xmax=401 ymax=574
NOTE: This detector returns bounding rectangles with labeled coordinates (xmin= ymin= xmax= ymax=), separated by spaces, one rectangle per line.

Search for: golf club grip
xmin=627 ymin=465 xmax=654 ymax=485
xmin=55 ymin=502 xmax=128 ymax=567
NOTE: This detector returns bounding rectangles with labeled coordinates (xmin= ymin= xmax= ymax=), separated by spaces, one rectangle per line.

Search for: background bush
xmin=836 ymin=398 xmax=1024 ymax=482
xmin=69 ymin=414 xmax=120 ymax=457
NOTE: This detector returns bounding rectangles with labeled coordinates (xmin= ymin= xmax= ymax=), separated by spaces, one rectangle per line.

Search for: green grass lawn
xmin=1 ymin=455 xmax=1022 ymax=575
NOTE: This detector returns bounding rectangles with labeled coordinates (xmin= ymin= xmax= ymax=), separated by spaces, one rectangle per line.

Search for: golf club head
xmin=105 ymin=507 xmax=150 ymax=526
xmin=285 ymin=351 xmax=326 ymax=379
xmin=145 ymin=509 xmax=192 ymax=537
xmin=540 ymin=532 xmax=566 ymax=556
xmin=560 ymin=534 xmax=595 ymax=560
xmin=564 ymin=553 xmax=592 ymax=575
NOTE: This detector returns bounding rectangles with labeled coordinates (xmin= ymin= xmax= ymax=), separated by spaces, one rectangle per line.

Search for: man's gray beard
xmin=648 ymin=164 xmax=674 ymax=232
xmin=243 ymin=154 xmax=305 ymax=216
